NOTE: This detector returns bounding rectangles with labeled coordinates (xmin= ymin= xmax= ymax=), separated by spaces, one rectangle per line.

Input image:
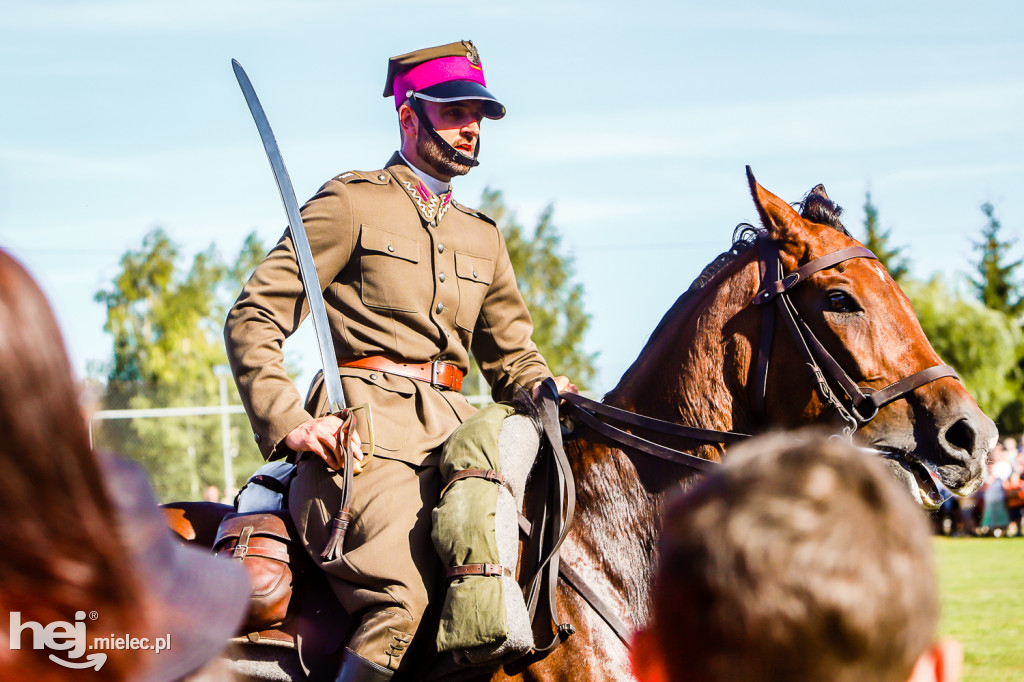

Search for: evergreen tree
xmin=970 ymin=201 xmax=1023 ymax=316
xmin=862 ymin=190 xmax=909 ymax=281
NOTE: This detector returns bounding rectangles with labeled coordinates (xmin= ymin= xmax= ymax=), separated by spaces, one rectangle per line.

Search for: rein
xmin=547 ymin=236 xmax=959 ymax=648
xmin=560 ymin=392 xmax=745 ymax=472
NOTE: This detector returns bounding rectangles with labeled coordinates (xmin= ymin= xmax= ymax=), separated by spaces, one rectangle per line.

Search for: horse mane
xmin=607 ymin=186 xmax=848 ymax=401
xmin=796 ymin=185 xmax=850 ymax=237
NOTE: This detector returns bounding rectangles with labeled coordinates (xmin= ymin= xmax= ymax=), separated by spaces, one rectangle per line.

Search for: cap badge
xmin=464 ymin=41 xmax=481 ymax=67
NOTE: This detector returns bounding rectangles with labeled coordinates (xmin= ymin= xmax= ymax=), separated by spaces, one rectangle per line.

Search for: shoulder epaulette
xmin=336 ymin=170 xmax=390 ymax=186
xmin=451 ymin=199 xmax=497 ymax=227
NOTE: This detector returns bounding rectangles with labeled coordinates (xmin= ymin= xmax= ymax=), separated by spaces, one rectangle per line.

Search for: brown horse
xmin=165 ymin=171 xmax=995 ymax=681
xmin=487 ymin=171 xmax=994 ymax=681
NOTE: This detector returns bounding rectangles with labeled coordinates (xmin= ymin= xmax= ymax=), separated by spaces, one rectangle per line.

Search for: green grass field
xmin=935 ymin=537 xmax=1024 ymax=682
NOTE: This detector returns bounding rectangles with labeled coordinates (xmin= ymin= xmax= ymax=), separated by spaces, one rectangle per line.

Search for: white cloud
xmin=0 ymin=147 xmax=153 ymax=180
xmin=3 ymin=1 xmax=341 ymax=33
xmin=498 ymin=79 xmax=1024 ymax=165
xmin=877 ymin=160 xmax=1024 ymax=185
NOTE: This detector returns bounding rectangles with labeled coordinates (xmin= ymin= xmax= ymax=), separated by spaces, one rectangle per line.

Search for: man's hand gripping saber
xmin=232 ymin=59 xmax=372 ymax=561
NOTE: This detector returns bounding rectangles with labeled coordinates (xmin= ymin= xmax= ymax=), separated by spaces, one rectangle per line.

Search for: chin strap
xmin=407 ymin=95 xmax=480 ymax=168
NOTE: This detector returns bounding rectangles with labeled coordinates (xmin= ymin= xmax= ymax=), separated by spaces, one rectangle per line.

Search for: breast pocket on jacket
xmin=454 ymin=251 xmax=495 ymax=331
xmin=359 ymin=225 xmax=422 ymax=313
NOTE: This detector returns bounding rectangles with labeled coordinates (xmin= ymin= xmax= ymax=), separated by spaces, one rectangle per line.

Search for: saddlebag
xmin=215 ymin=510 xmax=301 ymax=631
xmin=220 ymin=462 xmax=351 ymax=681
xmin=432 ymin=401 xmax=540 ymax=667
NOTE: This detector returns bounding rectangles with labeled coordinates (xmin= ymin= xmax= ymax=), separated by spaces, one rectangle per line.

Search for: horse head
xmin=747 ymin=168 xmax=996 ymax=508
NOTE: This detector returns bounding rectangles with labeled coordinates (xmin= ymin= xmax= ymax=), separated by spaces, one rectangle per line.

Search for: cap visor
xmin=418 ymin=81 xmax=506 ymax=119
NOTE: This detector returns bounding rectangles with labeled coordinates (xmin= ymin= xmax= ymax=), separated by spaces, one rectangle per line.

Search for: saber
xmin=233 ymin=59 xmax=366 ymax=560
xmin=232 ymin=59 xmax=346 ymax=414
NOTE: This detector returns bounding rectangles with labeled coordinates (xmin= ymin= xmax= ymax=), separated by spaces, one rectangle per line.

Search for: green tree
xmin=862 ymin=190 xmax=909 ymax=281
xmin=93 ymin=228 xmax=268 ymax=501
xmin=230 ymin=231 xmax=271 ymax=291
xmin=476 ymin=188 xmax=597 ymax=390
xmin=904 ymin=275 xmax=1024 ymax=431
xmin=970 ymin=201 xmax=1023 ymax=316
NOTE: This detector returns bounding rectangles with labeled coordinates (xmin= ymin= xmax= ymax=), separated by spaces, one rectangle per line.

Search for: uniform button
xmin=369 ymin=373 xmax=378 ymax=380
xmin=430 ymin=220 xmax=437 ymax=228
xmin=437 ymin=243 xmax=445 ymax=253
xmin=472 ymin=270 xmax=479 ymax=279
xmin=439 ymin=272 xmax=446 ymax=282
xmin=377 ymin=174 xmax=386 ymax=181
xmin=436 ymin=303 xmax=445 ymax=314
xmin=387 ymin=243 xmax=395 ymax=252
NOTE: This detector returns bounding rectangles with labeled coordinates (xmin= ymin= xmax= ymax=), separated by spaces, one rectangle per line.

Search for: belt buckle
xmin=431 ymin=360 xmax=458 ymax=390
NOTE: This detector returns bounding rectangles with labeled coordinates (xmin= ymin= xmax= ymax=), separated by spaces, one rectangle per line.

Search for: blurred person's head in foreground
xmin=0 ymin=249 xmax=247 ymax=681
xmin=0 ymin=249 xmax=145 ymax=680
xmin=632 ymin=431 xmax=961 ymax=682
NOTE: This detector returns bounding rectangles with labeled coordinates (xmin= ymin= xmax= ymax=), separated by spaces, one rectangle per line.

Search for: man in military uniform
xmin=225 ymin=40 xmax=574 ymax=681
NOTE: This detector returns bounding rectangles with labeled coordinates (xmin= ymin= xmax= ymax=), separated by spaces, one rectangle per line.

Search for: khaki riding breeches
xmin=290 ymin=454 xmax=441 ymax=671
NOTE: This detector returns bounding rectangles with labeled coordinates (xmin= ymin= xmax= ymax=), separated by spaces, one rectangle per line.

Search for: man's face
xmin=409 ymin=99 xmax=486 ymax=179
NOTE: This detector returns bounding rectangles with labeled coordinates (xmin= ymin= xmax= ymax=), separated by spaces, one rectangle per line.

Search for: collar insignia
xmin=400 ymin=179 xmax=452 ymax=224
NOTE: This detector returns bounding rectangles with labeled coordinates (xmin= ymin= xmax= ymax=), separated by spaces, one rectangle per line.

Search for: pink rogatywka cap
xmin=383 ymin=40 xmax=505 ymax=119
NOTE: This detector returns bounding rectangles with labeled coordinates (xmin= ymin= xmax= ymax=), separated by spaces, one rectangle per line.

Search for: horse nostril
xmin=944 ymin=418 xmax=977 ymax=455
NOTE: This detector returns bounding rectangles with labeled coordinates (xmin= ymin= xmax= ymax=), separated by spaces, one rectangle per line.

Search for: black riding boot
xmin=335 ymin=648 xmax=394 ymax=682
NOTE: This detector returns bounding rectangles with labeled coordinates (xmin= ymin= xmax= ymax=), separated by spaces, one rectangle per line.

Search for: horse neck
xmin=565 ymin=253 xmax=761 ymax=627
xmin=566 ymin=439 xmax=664 ymax=628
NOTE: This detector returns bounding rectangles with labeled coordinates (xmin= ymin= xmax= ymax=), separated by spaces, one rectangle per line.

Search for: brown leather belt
xmin=338 ymin=356 xmax=464 ymax=392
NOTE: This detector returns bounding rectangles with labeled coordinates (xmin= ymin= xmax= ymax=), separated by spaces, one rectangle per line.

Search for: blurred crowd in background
xmin=934 ymin=436 xmax=1024 ymax=538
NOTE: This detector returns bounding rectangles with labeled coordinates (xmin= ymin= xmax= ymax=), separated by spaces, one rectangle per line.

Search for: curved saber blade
xmin=231 ymin=59 xmax=346 ymax=414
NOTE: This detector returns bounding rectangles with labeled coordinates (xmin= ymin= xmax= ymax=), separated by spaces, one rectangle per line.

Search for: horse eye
xmin=828 ymin=291 xmax=859 ymax=313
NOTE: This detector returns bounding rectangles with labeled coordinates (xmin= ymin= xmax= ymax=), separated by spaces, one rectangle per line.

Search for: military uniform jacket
xmin=225 ymin=153 xmax=551 ymax=465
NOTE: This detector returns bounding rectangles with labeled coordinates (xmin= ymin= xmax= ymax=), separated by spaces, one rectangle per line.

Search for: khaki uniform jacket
xmin=225 ymin=153 xmax=551 ymax=465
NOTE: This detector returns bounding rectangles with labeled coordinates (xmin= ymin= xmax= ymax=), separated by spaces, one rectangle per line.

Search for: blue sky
xmin=1 ymin=1 xmax=1022 ymax=393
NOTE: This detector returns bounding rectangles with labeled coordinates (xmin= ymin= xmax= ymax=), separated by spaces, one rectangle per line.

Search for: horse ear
xmin=745 ymin=166 xmax=804 ymax=240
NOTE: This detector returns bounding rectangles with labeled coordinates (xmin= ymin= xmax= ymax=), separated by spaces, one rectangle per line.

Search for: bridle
xmin=546 ymin=236 xmax=961 ymax=647
xmin=751 ymin=237 xmax=958 ymax=436
xmin=560 ymin=236 xmax=959 ymax=475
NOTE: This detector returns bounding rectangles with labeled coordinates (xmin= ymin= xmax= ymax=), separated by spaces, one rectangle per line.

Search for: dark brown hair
xmin=652 ymin=431 xmax=938 ymax=682
xmin=0 ymin=250 xmax=146 ymax=681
